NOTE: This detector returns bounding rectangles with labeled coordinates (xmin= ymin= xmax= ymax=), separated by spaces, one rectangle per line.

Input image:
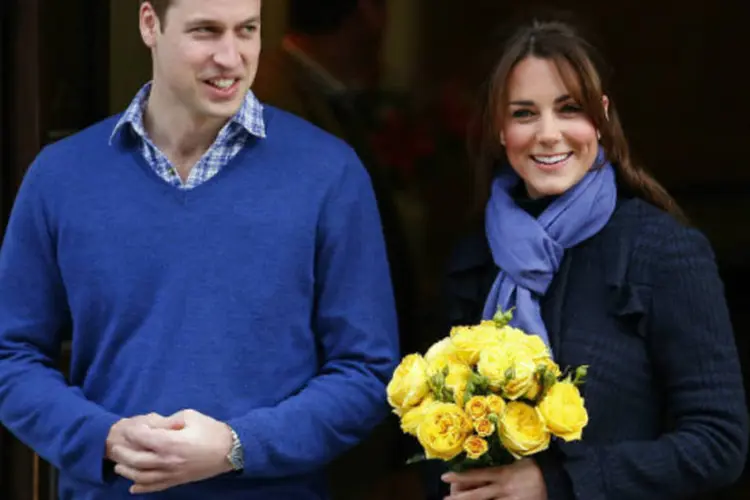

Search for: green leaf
xmin=429 ymin=370 xmax=445 ymax=390
xmin=463 ymin=387 xmax=473 ymax=406
xmin=405 ymin=453 xmax=427 ymax=465
xmin=529 ymin=365 xmax=556 ymax=403
xmin=487 ymin=435 xmax=515 ymax=465
xmin=463 ymin=381 xmax=475 ymax=405
xmin=470 ymin=372 xmax=490 ymax=388
xmin=429 ymin=370 xmax=455 ymax=403
xmin=440 ymin=386 xmax=454 ymax=403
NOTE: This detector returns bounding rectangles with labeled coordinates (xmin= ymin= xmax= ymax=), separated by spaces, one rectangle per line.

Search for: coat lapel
xmin=540 ymin=251 xmax=573 ymax=358
xmin=443 ymin=232 xmax=497 ymax=327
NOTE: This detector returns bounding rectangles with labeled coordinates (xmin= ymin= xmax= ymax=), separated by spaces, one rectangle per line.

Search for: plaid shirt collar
xmin=110 ymin=81 xmax=266 ymax=145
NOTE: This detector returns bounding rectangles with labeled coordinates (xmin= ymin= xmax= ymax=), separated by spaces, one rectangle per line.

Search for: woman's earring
xmin=596 ymin=130 xmax=602 ymax=140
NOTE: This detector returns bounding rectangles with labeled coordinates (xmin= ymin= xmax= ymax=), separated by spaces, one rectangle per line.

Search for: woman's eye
xmin=560 ymin=104 xmax=583 ymax=114
xmin=511 ymin=109 xmax=534 ymax=118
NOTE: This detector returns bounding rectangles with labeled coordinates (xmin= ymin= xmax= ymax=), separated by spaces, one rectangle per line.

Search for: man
xmin=0 ymin=0 xmax=399 ymax=498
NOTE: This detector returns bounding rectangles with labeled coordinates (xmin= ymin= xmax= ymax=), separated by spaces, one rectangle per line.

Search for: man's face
xmin=140 ymin=0 xmax=262 ymax=121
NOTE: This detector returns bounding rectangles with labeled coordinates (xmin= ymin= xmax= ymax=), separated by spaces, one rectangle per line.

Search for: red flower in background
xmin=370 ymin=107 xmax=436 ymax=182
xmin=367 ymin=80 xmax=473 ymax=187
xmin=437 ymin=80 xmax=472 ymax=138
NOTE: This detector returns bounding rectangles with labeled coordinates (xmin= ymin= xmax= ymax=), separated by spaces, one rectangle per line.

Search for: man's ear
xmin=140 ymin=2 xmax=161 ymax=48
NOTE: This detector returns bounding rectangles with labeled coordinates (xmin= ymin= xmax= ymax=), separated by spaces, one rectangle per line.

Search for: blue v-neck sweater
xmin=0 ymin=107 xmax=399 ymax=499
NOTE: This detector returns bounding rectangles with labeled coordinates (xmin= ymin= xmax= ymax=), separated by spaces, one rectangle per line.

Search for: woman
xmin=431 ymin=18 xmax=748 ymax=500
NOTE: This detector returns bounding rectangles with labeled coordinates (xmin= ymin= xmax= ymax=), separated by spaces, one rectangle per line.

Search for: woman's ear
xmin=602 ymin=95 xmax=610 ymax=121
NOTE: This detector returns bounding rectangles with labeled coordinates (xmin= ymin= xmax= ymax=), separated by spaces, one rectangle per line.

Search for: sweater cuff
xmin=226 ymin=414 xmax=267 ymax=477
xmin=78 ymin=411 xmax=122 ymax=485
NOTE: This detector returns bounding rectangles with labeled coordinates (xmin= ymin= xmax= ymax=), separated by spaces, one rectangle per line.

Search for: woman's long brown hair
xmin=469 ymin=18 xmax=686 ymax=222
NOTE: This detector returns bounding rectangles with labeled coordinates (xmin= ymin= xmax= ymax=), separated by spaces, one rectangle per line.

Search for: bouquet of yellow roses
xmin=386 ymin=308 xmax=588 ymax=471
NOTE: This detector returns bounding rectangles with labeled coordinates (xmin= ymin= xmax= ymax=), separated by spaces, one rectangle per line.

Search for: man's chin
xmin=200 ymin=101 xmax=244 ymax=121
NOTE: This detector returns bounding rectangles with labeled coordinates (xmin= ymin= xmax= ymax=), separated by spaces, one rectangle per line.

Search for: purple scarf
xmin=482 ymin=150 xmax=617 ymax=349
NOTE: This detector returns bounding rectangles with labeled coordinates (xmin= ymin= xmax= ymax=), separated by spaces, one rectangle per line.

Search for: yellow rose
xmin=499 ymin=402 xmax=551 ymax=458
xmin=463 ymin=435 xmax=489 ymax=460
xmin=464 ymin=396 xmax=489 ymax=420
xmin=417 ymin=403 xmax=473 ymax=460
xmin=474 ymin=417 xmax=495 ymax=437
xmin=504 ymin=364 xmax=537 ymax=400
xmin=450 ymin=322 xmax=503 ymax=365
xmin=477 ymin=344 xmax=536 ymax=399
xmin=400 ymin=395 xmax=437 ymax=436
xmin=473 ymin=320 xmax=504 ymax=337
xmin=538 ymin=381 xmax=588 ymax=442
xmin=486 ymin=394 xmax=506 ymax=416
xmin=424 ymin=337 xmax=461 ymax=373
xmin=499 ymin=326 xmax=528 ymax=343
xmin=500 ymin=328 xmax=551 ymax=359
xmin=444 ymin=362 xmax=473 ymax=406
xmin=475 ymin=345 xmax=511 ymax=388
xmin=522 ymin=334 xmax=552 ymax=361
xmin=387 ymin=354 xmax=429 ymax=413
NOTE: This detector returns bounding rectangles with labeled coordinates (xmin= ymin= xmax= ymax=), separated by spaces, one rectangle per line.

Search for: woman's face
xmin=500 ymin=56 xmax=603 ymax=199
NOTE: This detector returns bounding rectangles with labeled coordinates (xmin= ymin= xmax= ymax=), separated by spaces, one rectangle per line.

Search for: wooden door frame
xmin=1 ymin=0 xmax=43 ymax=238
xmin=1 ymin=0 xmax=45 ymax=495
xmin=1 ymin=1 xmax=109 ymax=498
xmin=0 ymin=0 xmax=5 ymax=226
xmin=1 ymin=0 xmax=110 ymax=233
xmin=5 ymin=0 xmax=43 ymax=194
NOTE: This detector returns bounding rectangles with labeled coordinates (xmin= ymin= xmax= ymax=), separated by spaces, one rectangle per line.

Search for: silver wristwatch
xmin=226 ymin=427 xmax=244 ymax=471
